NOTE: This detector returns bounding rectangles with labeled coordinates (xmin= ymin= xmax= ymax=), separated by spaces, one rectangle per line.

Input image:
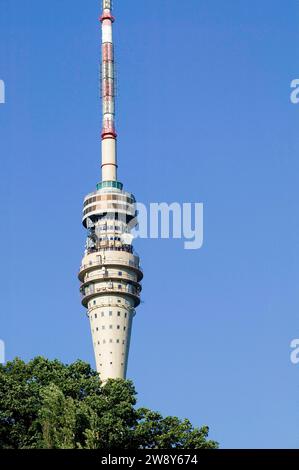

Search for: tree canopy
xmin=0 ymin=357 xmax=218 ymax=449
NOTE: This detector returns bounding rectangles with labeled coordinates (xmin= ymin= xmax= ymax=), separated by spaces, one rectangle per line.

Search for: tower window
xmin=109 ymin=325 xmax=113 ymax=329
xmin=117 ymin=325 xmax=120 ymax=330
xmin=117 ymin=311 xmax=121 ymax=317
xmin=101 ymin=312 xmax=104 ymax=317
xmin=125 ymin=313 xmax=127 ymax=318
xmin=109 ymin=339 xmax=113 ymax=343
xmin=124 ymin=327 xmax=126 ymax=331
xmin=118 ymin=271 xmax=122 ymax=276
xmin=117 ymin=339 xmax=120 ymax=343
xmin=102 ymin=326 xmax=105 ymax=330
xmin=109 ymin=311 xmax=113 ymax=316
xmin=95 ymin=314 xmax=97 ymax=319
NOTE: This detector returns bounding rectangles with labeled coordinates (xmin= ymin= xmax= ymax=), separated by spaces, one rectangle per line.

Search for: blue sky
xmin=1 ymin=0 xmax=299 ymax=448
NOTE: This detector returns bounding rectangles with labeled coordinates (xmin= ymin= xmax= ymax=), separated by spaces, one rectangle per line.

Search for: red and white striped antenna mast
xmin=100 ymin=0 xmax=118 ymax=182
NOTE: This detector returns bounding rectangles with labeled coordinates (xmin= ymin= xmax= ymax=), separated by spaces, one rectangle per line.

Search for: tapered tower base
xmin=79 ymin=184 xmax=142 ymax=381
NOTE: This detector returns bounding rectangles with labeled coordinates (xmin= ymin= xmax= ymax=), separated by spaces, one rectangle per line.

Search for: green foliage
xmin=38 ymin=384 xmax=76 ymax=449
xmin=0 ymin=357 xmax=218 ymax=449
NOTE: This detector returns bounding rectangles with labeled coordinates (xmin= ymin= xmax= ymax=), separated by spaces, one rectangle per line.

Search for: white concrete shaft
xmin=80 ymin=232 xmax=141 ymax=381
xmin=89 ymin=297 xmax=134 ymax=381
xmin=101 ymin=138 xmax=117 ymax=181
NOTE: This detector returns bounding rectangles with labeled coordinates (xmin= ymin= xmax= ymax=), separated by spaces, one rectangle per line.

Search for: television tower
xmin=79 ymin=0 xmax=143 ymax=382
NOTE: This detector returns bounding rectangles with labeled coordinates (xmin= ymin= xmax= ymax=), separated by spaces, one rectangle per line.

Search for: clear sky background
xmin=1 ymin=0 xmax=299 ymax=449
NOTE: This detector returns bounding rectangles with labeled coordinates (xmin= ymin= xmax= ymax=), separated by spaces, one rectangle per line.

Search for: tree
xmin=0 ymin=357 xmax=218 ymax=449
xmin=38 ymin=384 xmax=76 ymax=449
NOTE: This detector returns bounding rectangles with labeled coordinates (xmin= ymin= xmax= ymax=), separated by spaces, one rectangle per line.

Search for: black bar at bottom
xmin=0 ymin=449 xmax=298 ymax=467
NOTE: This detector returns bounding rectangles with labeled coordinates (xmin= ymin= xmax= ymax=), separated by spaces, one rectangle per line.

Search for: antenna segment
xmin=101 ymin=0 xmax=117 ymax=181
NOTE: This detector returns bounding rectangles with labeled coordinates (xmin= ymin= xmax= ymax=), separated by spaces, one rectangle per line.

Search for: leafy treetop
xmin=0 ymin=357 xmax=218 ymax=449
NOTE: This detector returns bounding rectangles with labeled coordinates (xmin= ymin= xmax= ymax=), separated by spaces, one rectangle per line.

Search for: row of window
xmin=83 ymin=203 xmax=134 ymax=217
xmin=91 ymin=309 xmax=128 ymax=319
xmin=84 ymin=194 xmax=134 ymax=208
xmin=87 ymin=245 xmax=133 ymax=255
xmin=92 ymin=214 xmax=124 ymax=222
xmin=84 ymin=283 xmax=139 ymax=296
xmin=88 ymin=272 xmax=126 ymax=282
xmin=96 ymin=339 xmax=126 ymax=345
xmin=96 ymin=225 xmax=122 ymax=232
xmin=95 ymin=236 xmax=122 ymax=242
xmin=93 ymin=325 xmax=127 ymax=331
xmin=96 ymin=180 xmax=124 ymax=191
